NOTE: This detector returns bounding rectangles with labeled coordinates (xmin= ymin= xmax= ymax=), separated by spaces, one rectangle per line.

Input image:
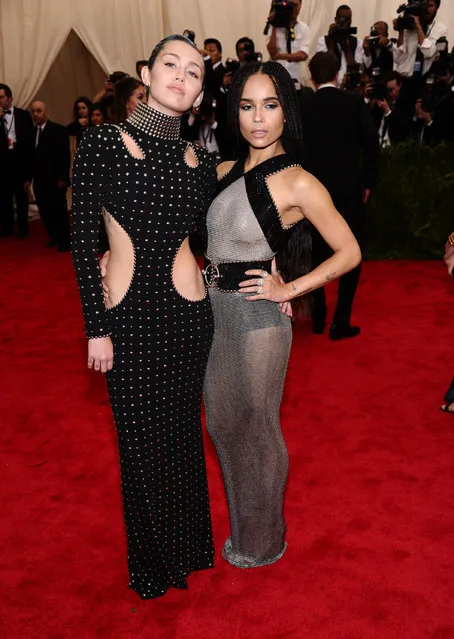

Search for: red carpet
xmin=1 ymin=222 xmax=454 ymax=639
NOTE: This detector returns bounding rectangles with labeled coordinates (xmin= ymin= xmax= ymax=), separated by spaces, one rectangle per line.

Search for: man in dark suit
xmin=369 ymin=71 xmax=414 ymax=146
xmin=203 ymin=38 xmax=225 ymax=99
xmin=0 ymin=83 xmax=34 ymax=237
xmin=30 ymin=101 xmax=71 ymax=251
xmin=301 ymin=52 xmax=380 ymax=339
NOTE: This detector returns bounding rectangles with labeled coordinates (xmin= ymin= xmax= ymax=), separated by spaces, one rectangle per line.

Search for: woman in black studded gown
xmin=202 ymin=62 xmax=362 ymax=569
xmin=71 ymin=36 xmax=217 ymax=599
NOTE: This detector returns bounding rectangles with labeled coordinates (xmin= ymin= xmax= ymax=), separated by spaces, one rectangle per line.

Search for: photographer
xmin=182 ymin=98 xmax=220 ymax=156
xmin=370 ymin=71 xmax=415 ymax=146
xmin=414 ymin=60 xmax=454 ymax=144
xmin=266 ymin=0 xmax=310 ymax=89
xmin=316 ymin=5 xmax=371 ymax=87
xmin=363 ymin=21 xmax=394 ymax=75
xmin=236 ymin=38 xmax=262 ymax=66
xmin=201 ymin=37 xmax=225 ymax=99
xmin=393 ymin=0 xmax=448 ymax=78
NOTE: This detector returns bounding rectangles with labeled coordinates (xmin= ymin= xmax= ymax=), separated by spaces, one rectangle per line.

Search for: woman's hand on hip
xmin=239 ymin=269 xmax=293 ymax=303
xmin=88 ymin=337 xmax=114 ymax=373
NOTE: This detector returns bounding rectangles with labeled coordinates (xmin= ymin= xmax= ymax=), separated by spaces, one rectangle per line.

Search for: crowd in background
xmin=0 ymin=0 xmax=453 ymax=243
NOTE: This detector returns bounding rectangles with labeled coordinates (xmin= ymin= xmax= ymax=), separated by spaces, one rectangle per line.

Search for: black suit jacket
xmin=370 ymin=96 xmax=414 ymax=145
xmin=204 ymin=60 xmax=225 ymax=100
xmin=0 ymin=106 xmax=34 ymax=182
xmin=32 ymin=120 xmax=70 ymax=198
xmin=366 ymin=46 xmax=394 ymax=75
xmin=301 ymin=87 xmax=380 ymax=207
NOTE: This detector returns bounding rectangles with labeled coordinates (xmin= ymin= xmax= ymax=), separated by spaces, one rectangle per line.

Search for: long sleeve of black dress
xmin=72 ymin=126 xmax=113 ymax=338
xmin=71 ymin=104 xmax=216 ymax=599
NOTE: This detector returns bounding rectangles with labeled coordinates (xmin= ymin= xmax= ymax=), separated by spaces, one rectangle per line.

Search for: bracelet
xmin=448 ymin=233 xmax=454 ymax=247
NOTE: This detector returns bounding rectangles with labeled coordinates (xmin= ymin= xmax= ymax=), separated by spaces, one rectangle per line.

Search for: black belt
xmin=202 ymin=259 xmax=273 ymax=292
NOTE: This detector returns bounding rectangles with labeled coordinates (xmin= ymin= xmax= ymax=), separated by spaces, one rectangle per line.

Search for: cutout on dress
xmin=184 ymin=143 xmax=199 ymax=169
xmin=265 ymin=171 xmax=301 ymax=230
xmin=172 ymin=236 xmax=206 ymax=302
xmin=103 ymin=211 xmax=136 ymax=309
xmin=118 ymin=130 xmax=145 ymax=160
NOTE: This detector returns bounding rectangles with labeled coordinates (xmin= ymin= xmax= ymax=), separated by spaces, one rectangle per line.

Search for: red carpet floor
xmin=1 ymin=222 xmax=454 ymax=639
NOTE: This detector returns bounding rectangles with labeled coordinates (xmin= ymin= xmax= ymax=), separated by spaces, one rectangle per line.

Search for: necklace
xmin=127 ymin=101 xmax=181 ymax=140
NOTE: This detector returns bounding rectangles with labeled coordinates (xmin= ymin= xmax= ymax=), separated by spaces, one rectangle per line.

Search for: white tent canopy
xmin=1 ymin=0 xmax=452 ymax=112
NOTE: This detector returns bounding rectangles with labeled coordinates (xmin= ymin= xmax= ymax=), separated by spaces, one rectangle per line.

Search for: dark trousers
xmin=35 ymin=186 xmax=70 ymax=247
xmin=0 ymin=153 xmax=30 ymax=235
xmin=444 ymin=378 xmax=454 ymax=405
xmin=311 ymin=192 xmax=364 ymax=328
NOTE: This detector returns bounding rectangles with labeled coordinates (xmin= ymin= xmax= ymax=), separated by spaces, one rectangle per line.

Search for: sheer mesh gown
xmin=71 ymin=102 xmax=216 ymax=599
xmin=203 ymin=155 xmax=301 ymax=568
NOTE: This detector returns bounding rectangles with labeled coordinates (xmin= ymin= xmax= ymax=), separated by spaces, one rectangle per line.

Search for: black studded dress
xmin=71 ymin=102 xmax=216 ymax=599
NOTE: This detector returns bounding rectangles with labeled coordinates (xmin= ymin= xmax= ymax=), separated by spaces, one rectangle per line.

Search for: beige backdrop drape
xmin=0 ymin=0 xmax=452 ymax=122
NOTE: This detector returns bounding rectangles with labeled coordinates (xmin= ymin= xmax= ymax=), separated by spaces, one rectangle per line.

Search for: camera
xmin=420 ymin=57 xmax=452 ymax=111
xmin=331 ymin=15 xmax=358 ymax=41
xmin=368 ymin=25 xmax=382 ymax=62
xmin=183 ymin=29 xmax=196 ymax=43
xmin=224 ymin=59 xmax=241 ymax=75
xmin=369 ymin=25 xmax=380 ymax=42
xmin=395 ymin=0 xmax=428 ymax=31
xmin=197 ymin=97 xmax=216 ymax=122
xmin=241 ymin=41 xmax=263 ymax=63
xmin=269 ymin=0 xmax=296 ymax=29
xmin=367 ymin=67 xmax=388 ymax=100
xmin=344 ymin=65 xmax=362 ymax=92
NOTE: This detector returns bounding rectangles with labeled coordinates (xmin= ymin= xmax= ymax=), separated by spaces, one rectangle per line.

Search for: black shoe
xmin=57 ymin=245 xmax=71 ymax=253
xmin=18 ymin=229 xmax=29 ymax=238
xmin=45 ymin=241 xmax=58 ymax=247
xmin=329 ymin=324 xmax=361 ymax=341
xmin=0 ymin=230 xmax=14 ymax=237
xmin=312 ymin=318 xmax=326 ymax=334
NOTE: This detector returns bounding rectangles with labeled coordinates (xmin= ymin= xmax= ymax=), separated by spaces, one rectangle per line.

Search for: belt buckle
xmin=202 ymin=263 xmax=220 ymax=288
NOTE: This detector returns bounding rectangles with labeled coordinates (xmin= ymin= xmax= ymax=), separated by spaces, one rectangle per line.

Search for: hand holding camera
xmin=394 ymin=0 xmax=428 ymax=32
xmin=377 ymin=98 xmax=391 ymax=114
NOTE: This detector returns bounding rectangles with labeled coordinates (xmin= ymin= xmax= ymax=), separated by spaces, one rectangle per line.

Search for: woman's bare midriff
xmin=103 ymin=212 xmax=205 ymax=307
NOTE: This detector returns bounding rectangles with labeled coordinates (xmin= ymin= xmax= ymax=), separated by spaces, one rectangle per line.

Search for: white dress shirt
xmin=316 ymin=36 xmax=371 ymax=87
xmin=2 ymin=105 xmax=16 ymax=148
xmin=266 ymin=20 xmax=311 ymax=85
xmin=393 ymin=20 xmax=448 ymax=77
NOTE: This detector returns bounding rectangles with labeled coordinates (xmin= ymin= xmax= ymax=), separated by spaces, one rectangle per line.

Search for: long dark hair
xmin=72 ymin=96 xmax=92 ymax=122
xmin=113 ymin=77 xmax=143 ymax=123
xmin=228 ymin=62 xmax=311 ymax=315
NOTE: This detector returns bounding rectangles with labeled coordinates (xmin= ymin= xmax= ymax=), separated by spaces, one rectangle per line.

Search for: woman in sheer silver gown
xmin=202 ymin=62 xmax=361 ymax=568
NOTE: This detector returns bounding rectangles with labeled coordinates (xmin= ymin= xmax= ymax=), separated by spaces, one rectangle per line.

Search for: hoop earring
xmin=193 ymin=95 xmax=203 ymax=109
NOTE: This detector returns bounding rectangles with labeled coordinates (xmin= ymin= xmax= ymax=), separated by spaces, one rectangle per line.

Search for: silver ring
xmin=257 ymin=286 xmax=263 ymax=295
xmin=262 ymin=271 xmax=270 ymax=279
xmin=257 ymin=277 xmax=264 ymax=286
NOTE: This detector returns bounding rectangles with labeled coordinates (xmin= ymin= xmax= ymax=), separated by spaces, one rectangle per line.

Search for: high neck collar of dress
xmin=127 ymin=101 xmax=181 ymax=140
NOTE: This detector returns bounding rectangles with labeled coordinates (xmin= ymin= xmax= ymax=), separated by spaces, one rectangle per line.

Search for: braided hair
xmin=228 ymin=62 xmax=312 ymax=315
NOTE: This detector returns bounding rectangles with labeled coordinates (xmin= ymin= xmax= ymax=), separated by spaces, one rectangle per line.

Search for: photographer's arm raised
xmin=274 ymin=50 xmax=308 ymax=62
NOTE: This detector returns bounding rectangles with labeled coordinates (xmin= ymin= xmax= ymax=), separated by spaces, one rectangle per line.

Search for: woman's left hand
xmin=239 ymin=269 xmax=292 ymax=303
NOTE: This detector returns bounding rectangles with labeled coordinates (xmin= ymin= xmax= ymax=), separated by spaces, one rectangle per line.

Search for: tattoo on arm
xmin=325 ymin=272 xmax=337 ymax=282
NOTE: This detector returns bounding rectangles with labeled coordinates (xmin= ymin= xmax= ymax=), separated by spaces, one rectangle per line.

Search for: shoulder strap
xmin=243 ymin=155 xmax=301 ymax=253
xmin=215 ymin=158 xmax=245 ymax=195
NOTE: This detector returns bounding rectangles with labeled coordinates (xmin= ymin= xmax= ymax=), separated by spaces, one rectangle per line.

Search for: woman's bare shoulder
xmin=216 ymin=160 xmax=237 ymax=181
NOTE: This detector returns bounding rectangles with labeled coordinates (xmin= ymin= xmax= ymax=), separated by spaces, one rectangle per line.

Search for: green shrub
xmin=366 ymin=142 xmax=454 ymax=259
